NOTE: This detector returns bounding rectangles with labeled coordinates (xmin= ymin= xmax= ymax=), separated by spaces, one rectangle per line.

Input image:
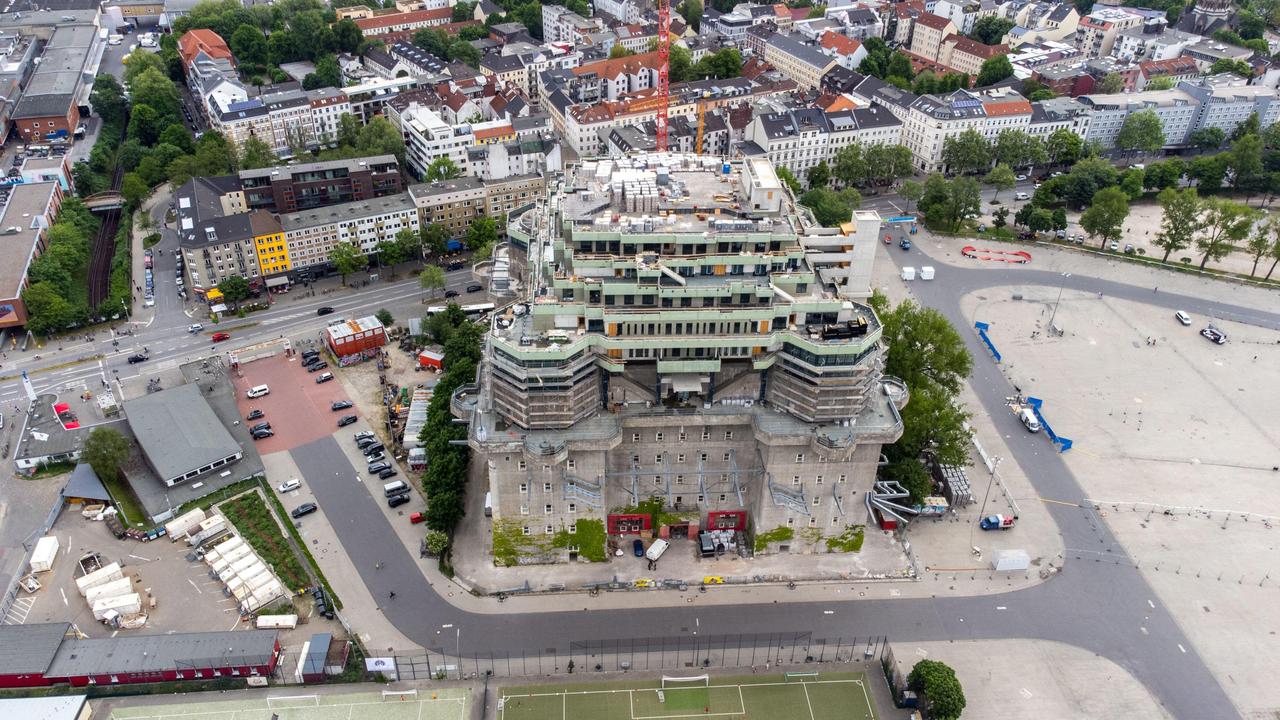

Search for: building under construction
xmin=456 ymin=153 xmax=907 ymax=562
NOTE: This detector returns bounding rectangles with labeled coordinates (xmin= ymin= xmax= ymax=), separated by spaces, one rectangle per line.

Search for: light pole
xmin=970 ymin=456 xmax=1002 ymax=554
xmin=1047 ymin=272 xmax=1070 ymax=331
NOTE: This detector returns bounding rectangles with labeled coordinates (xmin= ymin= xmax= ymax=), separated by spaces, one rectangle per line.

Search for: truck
xmin=76 ymin=562 xmax=124 ymax=596
xmin=164 ymin=507 xmax=206 ymax=540
xmin=29 ymin=536 xmax=60 ymax=573
xmin=255 ymin=614 xmax=298 ymax=630
xmin=446 ymin=239 xmax=465 ymax=252
xmin=979 ymin=514 xmax=1016 ymax=531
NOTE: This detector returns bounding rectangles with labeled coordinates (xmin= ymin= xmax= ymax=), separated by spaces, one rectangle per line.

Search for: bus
xmin=461 ymin=303 xmax=495 ymax=316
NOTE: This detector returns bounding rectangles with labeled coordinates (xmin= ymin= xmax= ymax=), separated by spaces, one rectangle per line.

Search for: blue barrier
xmin=974 ymin=321 xmax=1002 ymax=363
xmin=885 ymin=216 xmax=917 ymax=223
xmin=1026 ymin=396 xmax=1073 ymax=452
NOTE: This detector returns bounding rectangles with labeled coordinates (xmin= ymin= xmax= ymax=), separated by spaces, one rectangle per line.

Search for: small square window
xmin=679 ymin=432 xmax=687 ymax=442
xmin=519 ymin=483 xmax=528 ymax=493
xmin=676 ymin=475 xmax=684 ymax=484
xmin=518 ymin=461 xmax=526 ymax=470
xmin=567 ymin=459 xmax=576 ymax=470
xmin=632 ymin=454 xmax=641 ymax=464
xmin=718 ymin=494 xmax=726 ymax=502
xmin=632 ymin=433 xmax=641 ymax=442
xmin=655 ymin=432 xmax=664 ymax=441
xmin=700 ymin=452 xmax=708 ymax=462
xmin=795 ymin=453 xmax=805 ymax=463
xmin=655 ymin=454 xmax=664 ymax=464
xmin=723 ymin=452 xmax=731 ymax=462
xmin=697 ymin=495 xmax=704 ymax=503
xmin=812 ymin=497 xmax=821 ymax=506
xmin=831 ymin=516 xmax=840 ymax=525
xmin=786 ymin=517 xmax=795 ymax=526
xmin=838 ymin=474 xmax=847 ymax=483
xmin=568 ymin=503 xmax=577 ymax=513
xmin=655 ymin=477 xmax=663 ymax=486
xmin=725 ymin=431 xmax=734 ymax=440
xmin=701 ymin=430 xmax=710 ymax=440
xmin=677 ymin=454 xmax=685 ymax=463
xmin=808 ymin=517 xmax=817 ymax=527
xmin=815 ymin=475 xmax=824 ymax=485
xmin=818 ymin=455 xmax=827 ymax=463
xmin=522 ymin=526 xmax=531 ymax=536
xmin=543 ymin=482 xmax=552 ymax=492
xmin=545 ymin=525 xmax=554 ymax=534
xmin=792 ymin=475 xmax=801 ymax=486
xmin=544 ymin=504 xmax=553 ymax=514
xmin=520 ymin=505 xmax=529 ymax=515
xmin=569 ymin=523 xmax=577 ymax=533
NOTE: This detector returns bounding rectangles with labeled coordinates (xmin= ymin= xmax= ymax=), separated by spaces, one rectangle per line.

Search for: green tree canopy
xmin=239 ymin=137 xmax=277 ymax=170
xmin=419 ymin=264 xmax=447 ymax=298
xmin=1114 ymin=109 xmax=1165 ymax=154
xmin=798 ymin=188 xmax=861 ymax=226
xmin=983 ymin=163 xmax=1016 ymax=201
xmin=908 ymin=660 xmax=966 ymax=720
xmin=1080 ymin=186 xmax=1130 ymax=249
xmin=942 ymin=128 xmax=992 ymax=175
xmin=217 ymin=275 xmax=251 ymax=308
xmin=1044 ymin=129 xmax=1083 ymax=167
xmin=82 ymin=428 xmax=131 ymax=485
xmin=421 ymin=222 xmax=451 ymax=256
xmin=328 ymin=242 xmax=368 ymax=284
xmin=975 ymin=54 xmax=1014 ymax=86
xmin=1197 ymin=198 xmax=1259 ymax=269
xmin=425 ymin=156 xmax=462 ymax=182
xmin=969 ymin=15 xmax=1013 ymax=44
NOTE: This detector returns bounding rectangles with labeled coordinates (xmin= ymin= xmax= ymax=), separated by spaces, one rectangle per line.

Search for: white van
xmin=645 ymin=538 xmax=670 ymax=562
xmin=1019 ymin=408 xmax=1041 ymax=433
xmin=383 ymin=480 xmax=408 ymax=497
xmin=246 ymin=385 xmax=270 ymax=399
xmin=1014 ymin=191 xmax=1030 ymax=201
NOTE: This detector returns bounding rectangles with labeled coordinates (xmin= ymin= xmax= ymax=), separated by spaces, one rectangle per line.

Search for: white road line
xmin=1147 ymin=599 xmax=1155 ymax=609
xmin=1178 ymin=644 xmax=1186 ymax=653
xmin=60 ymin=588 xmax=67 ymax=606
xmin=996 ymin=606 xmax=1007 ymax=610
xmin=802 ymin=682 xmax=816 ymax=720
xmin=187 ymin=578 xmax=203 ymax=594
xmin=1140 ymin=626 xmax=1149 ymax=635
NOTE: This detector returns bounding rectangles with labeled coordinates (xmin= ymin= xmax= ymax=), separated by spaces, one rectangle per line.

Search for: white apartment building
xmin=389 ymin=103 xmax=476 ymax=179
xmin=1113 ymin=24 xmax=1199 ymax=62
xmin=1077 ymin=89 xmax=1198 ymax=149
xmin=542 ymin=5 xmax=603 ymax=44
xmin=931 ymin=0 xmax=981 ymax=34
xmin=594 ymin=0 xmax=643 ymax=23
xmin=901 ymin=88 xmax=1033 ymax=172
xmin=743 ymin=107 xmax=903 ymax=178
xmin=1181 ymin=76 xmax=1280 ymax=136
xmin=280 ymin=193 xmax=421 ymax=264
xmin=1074 ymin=6 xmax=1144 ymax=59
xmin=307 ymin=88 xmax=351 ymax=147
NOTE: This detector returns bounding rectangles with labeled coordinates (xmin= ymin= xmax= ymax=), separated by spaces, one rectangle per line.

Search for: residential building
xmin=308 ymin=87 xmax=351 ymax=146
xmin=909 ymin=13 xmax=957 ymax=63
xmin=743 ymin=106 xmax=903 ymax=177
xmin=1180 ymin=75 xmax=1280 ymax=136
xmin=901 ymin=87 xmax=1032 ymax=172
xmin=409 ymin=177 xmax=486 ymax=238
xmin=1077 ymin=87 xmax=1198 ymax=149
xmin=824 ymin=7 xmax=884 ymax=40
xmin=279 ymin=192 xmax=420 ymax=268
xmin=0 ymin=182 xmax=64 ymax=330
xmin=818 ymin=30 xmax=867 ymax=71
xmin=931 ymin=0 xmax=981 ymax=34
xmin=1113 ymin=22 xmax=1199 ymax=62
xmin=1005 ymin=3 xmax=1078 ymax=47
xmin=239 ymin=155 xmax=402 ymax=213
xmin=354 ymin=7 xmax=452 ymax=37
xmin=1181 ymin=40 xmax=1254 ymax=71
xmin=1027 ymin=96 xmax=1092 ymax=140
xmin=390 ymin=103 xmax=476 ymax=178
xmin=542 ymin=5 xmax=604 ymax=44
xmin=594 ymin=0 xmax=644 ymax=24
xmin=1074 ymin=6 xmax=1144 ymax=59
xmin=175 ymin=175 xmax=268 ymax=291
xmin=482 ymin=173 xmax=545 ymax=220
xmin=177 ymin=28 xmax=233 ymax=70
xmin=762 ymin=33 xmax=838 ymax=90
xmin=940 ymin=35 xmax=1007 ymax=76
xmin=471 ymin=154 xmax=905 ymax=562
xmin=1136 ymin=56 xmax=1200 ymax=90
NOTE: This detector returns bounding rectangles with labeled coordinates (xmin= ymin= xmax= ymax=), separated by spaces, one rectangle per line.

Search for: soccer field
xmin=109 ymin=689 xmax=468 ymax=720
xmin=498 ymin=672 xmax=875 ymax=720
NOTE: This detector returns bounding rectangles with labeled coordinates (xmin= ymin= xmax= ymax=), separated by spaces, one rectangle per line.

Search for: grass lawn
xmin=221 ymin=491 xmax=310 ymax=592
xmin=102 ymin=471 xmax=149 ymax=527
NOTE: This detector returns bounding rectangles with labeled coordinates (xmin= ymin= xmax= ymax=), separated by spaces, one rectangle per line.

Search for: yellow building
xmin=250 ymin=213 xmax=290 ymax=276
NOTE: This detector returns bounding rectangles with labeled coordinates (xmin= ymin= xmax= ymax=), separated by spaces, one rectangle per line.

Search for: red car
xmin=211 ymin=332 xmax=230 ymax=342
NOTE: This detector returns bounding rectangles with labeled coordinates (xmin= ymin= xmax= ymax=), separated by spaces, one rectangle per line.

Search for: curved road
xmin=300 ymin=238 xmax=1278 ymax=720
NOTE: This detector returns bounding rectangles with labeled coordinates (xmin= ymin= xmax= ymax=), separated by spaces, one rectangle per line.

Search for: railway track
xmin=87 ymin=127 xmax=127 ymax=311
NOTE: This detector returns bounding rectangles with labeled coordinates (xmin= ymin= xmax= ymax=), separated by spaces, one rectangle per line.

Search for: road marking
xmin=187 ymin=578 xmax=203 ymax=594
xmin=1148 ymin=600 xmax=1155 ymax=609
xmin=60 ymin=588 xmax=67 ymax=606
xmin=996 ymin=606 xmax=1007 ymax=610
xmin=1140 ymin=626 xmax=1148 ymax=635
xmin=128 ymin=554 xmax=151 ymax=561
xmin=1178 ymin=644 xmax=1186 ymax=653
xmin=1040 ymin=497 xmax=1080 ymax=507
xmin=823 ymin=610 xmax=834 ymax=615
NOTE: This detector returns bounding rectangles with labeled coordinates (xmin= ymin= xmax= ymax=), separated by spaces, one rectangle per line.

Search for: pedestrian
xmin=389 ymin=591 xmax=395 ymax=599
xmin=1154 ymin=286 xmax=1158 ymax=293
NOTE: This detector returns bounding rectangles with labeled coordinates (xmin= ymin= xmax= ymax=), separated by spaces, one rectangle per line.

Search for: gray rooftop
xmin=280 ymin=191 xmax=417 ymax=231
xmin=0 ymin=181 xmax=59 ymax=297
xmin=62 ymin=462 xmax=110 ymax=502
xmin=123 ymin=383 xmax=242 ymax=482
xmin=0 ymin=622 xmax=70 ymax=675
xmin=409 ymin=176 xmax=486 ymax=200
xmin=766 ymin=33 xmax=834 ymax=71
xmin=239 ymin=154 xmax=397 ymax=181
xmin=45 ymin=630 xmax=278 ymax=677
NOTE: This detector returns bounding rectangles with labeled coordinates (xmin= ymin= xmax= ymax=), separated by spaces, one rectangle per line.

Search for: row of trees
xmin=858 ymin=37 xmax=970 ymax=95
xmin=21 ymin=201 xmax=103 ymax=334
xmin=942 ymin=127 xmax=1085 ymax=176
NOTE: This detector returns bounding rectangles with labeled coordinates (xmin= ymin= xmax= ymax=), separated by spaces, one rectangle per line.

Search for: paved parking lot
xmin=231 ymin=353 xmax=359 ymax=454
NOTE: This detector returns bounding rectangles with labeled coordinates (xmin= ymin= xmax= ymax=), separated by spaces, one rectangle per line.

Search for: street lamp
xmin=1047 ymin=272 xmax=1071 ymax=331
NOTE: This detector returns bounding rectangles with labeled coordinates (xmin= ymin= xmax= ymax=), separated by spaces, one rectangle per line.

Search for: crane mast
xmin=656 ymin=0 xmax=670 ymax=151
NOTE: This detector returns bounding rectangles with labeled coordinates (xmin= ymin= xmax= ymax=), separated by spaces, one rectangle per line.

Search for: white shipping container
xmin=85 ymin=577 xmax=133 ymax=604
xmin=245 ymin=570 xmax=275 ymax=593
xmin=220 ymin=557 xmax=262 ymax=583
xmin=208 ymin=543 xmax=251 ymax=571
xmin=189 ymin=515 xmax=223 ymax=538
xmin=29 ymin=536 xmax=60 ymax=573
xmin=900 ymin=267 xmax=916 ymax=281
xmin=255 ymin=614 xmax=298 ymax=630
xmin=919 ymin=266 xmax=935 ymax=280
xmin=92 ymin=592 xmax=142 ymax=620
xmin=164 ymin=508 xmax=207 ymax=540
xmin=76 ymin=562 xmax=124 ymax=596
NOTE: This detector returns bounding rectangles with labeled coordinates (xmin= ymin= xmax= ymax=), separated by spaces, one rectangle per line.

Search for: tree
xmin=419 ymin=264 xmax=447 ymax=299
xmin=82 ymin=428 xmax=131 ymax=485
xmin=1265 ymin=222 xmax=1280 ymax=280
xmin=969 ymin=15 xmax=1013 ymax=44
xmin=421 ymin=222 xmax=451 ymax=257
xmin=449 ymin=40 xmax=481 ymax=67
xmin=1228 ymin=133 xmax=1264 ymax=191
xmin=992 ymin=206 xmax=1009 ymax=229
xmin=334 ymin=18 xmax=363 ymax=53
xmin=1080 ymin=186 xmax=1129 ymax=249
xmin=609 ymin=44 xmax=634 ymax=58
xmin=1021 ymin=78 xmax=1056 ymax=101
xmin=425 ymin=156 xmax=462 ymax=182
xmin=129 ymin=67 xmax=183 ymax=124
xmin=1060 ymin=157 xmax=1119 ymax=209
xmin=329 ymin=242 xmax=368 ymax=285
xmin=1210 ymin=58 xmax=1253 ymax=79
xmin=1197 ymin=198 xmax=1258 ymax=269
xmin=217 ymin=275 xmax=251 ymax=309
xmin=776 ymin=167 xmax=803 ymax=195
xmin=375 ymin=233 xmax=411 ymax=276
xmin=1144 ymin=76 xmax=1174 ymax=91
xmin=1153 ymin=188 xmax=1203 ymax=263
xmin=239 ymin=137 xmax=277 ymax=170
xmin=230 ymin=25 xmax=268 ymax=66
xmin=127 ymin=104 xmax=163 ymax=146
xmin=908 ymin=660 xmax=966 ymax=720
xmin=918 ymin=174 xmax=980 ymax=231
xmin=1099 ymin=72 xmax=1126 ymax=94
xmin=1245 ymin=216 xmax=1279 ymax=277
xmin=1188 ymin=127 xmax=1226 ymax=153
xmin=1045 ymin=129 xmax=1083 ymax=168
xmin=898 ymin=180 xmax=924 ymax=211
xmin=983 ymin=163 xmax=1016 ymax=201
xmin=832 ymin=144 xmax=868 ymax=187
xmin=375 ymin=308 xmax=394 ymax=326
xmin=993 ymin=129 xmax=1045 ymax=169
xmin=865 ymin=144 xmax=915 ymax=186
xmin=798 ymin=188 xmax=861 ymax=226
xmin=1188 ymin=154 xmax=1228 ymax=193
xmin=942 ymin=128 xmax=992 ymax=175
xmin=303 ymin=54 xmax=343 ymax=90
xmin=806 ymin=161 xmax=830 ymax=189
xmin=22 ymin=282 xmax=77 ymax=335
xmin=680 ymin=0 xmax=702 ymax=31
xmin=975 ymin=54 xmax=1014 ymax=87
xmin=466 ymin=216 xmax=499 ymax=258
xmin=869 ymin=293 xmax=973 ymax=468
xmin=884 ymin=459 xmax=932 ymax=505
xmin=120 ymin=172 xmax=150 ymax=209
xmin=1143 ymin=159 xmax=1184 ymax=191
xmin=90 ymin=75 xmax=128 ymax=127
xmin=1119 ymin=168 xmax=1145 ymax=200
xmin=159 ymin=124 xmax=195 ymax=153
xmin=1114 ymin=109 xmax=1164 ymax=155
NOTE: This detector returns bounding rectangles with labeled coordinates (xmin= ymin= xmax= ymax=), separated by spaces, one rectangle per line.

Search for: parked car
xmin=306 ymin=361 xmax=329 ymax=373
xmin=1014 ymin=192 xmax=1030 ymax=201
xmin=466 ymin=283 xmax=483 ymax=293
xmin=899 ymin=239 xmax=911 ymax=251
xmin=1175 ymin=311 xmax=1192 ymax=326
xmin=188 ymin=323 xmax=203 ymax=333
xmin=388 ymin=494 xmax=410 ymax=508
xmin=446 ymin=261 xmax=465 ymax=271
xmin=367 ymin=461 xmax=390 ymax=474
xmin=331 ymin=400 xmax=353 ymax=410
xmin=632 ymin=539 xmax=645 ymax=557
xmin=365 ymin=452 xmax=385 ymax=465
xmin=980 ymin=514 xmax=1016 ymax=530
xmin=362 ymin=443 xmax=384 ymax=457
xmin=1015 ymin=174 xmax=1027 ymax=181
xmin=444 ymin=289 xmax=459 ymax=298
xmin=315 ymin=372 xmax=334 ymax=384
xmin=337 ymin=415 xmax=357 ymax=427
xmin=211 ymin=332 xmax=230 ymax=342
xmin=252 ymin=429 xmax=274 ymax=440
xmin=250 ymin=422 xmax=271 ymax=433
xmin=1200 ymin=326 xmax=1227 ymax=345
xmin=127 ymin=354 xmax=149 ymax=364
xmin=290 ymin=503 xmax=318 ymax=519
xmin=316 ymin=306 xmax=335 ymax=316
xmin=278 ymin=479 xmax=301 ymax=493
xmin=378 ymin=467 xmax=398 ymax=480
xmin=354 ymin=430 xmax=375 ymax=442
xmin=246 ymin=409 xmax=264 ymax=421
xmin=1109 ymin=241 xmax=1120 ymax=251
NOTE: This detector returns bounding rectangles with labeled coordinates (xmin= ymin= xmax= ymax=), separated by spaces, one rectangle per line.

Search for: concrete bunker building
xmin=462 ymin=153 xmax=907 ymax=561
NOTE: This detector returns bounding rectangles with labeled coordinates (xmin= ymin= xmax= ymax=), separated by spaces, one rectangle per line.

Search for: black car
xmin=446 ymin=261 xmax=464 ymax=271
xmin=290 ymin=503 xmax=318 ymax=519
xmin=378 ymin=467 xmax=398 ymax=480
xmin=246 ymin=409 xmax=264 ymax=420
xmin=306 ymin=361 xmax=328 ymax=372
xmin=252 ymin=429 xmax=274 ymax=440
xmin=316 ymin=306 xmax=335 ymax=316
xmin=337 ymin=414 xmax=357 ymax=427
xmin=387 ymin=494 xmax=410 ymax=508
xmin=444 ymin=290 xmax=459 ymax=298
xmin=367 ymin=461 xmax=390 ymax=474
xmin=301 ymin=349 xmax=320 ymax=359
xmin=331 ymin=400 xmax=353 ymax=411
xmin=465 ymin=283 xmax=483 ymax=293
xmin=127 ymin=354 xmax=149 ymax=364
xmin=362 ymin=443 xmax=385 ymax=457
xmin=250 ymin=422 xmax=271 ymax=433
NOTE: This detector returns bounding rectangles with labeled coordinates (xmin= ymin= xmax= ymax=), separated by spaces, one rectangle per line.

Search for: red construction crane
xmin=655 ymin=0 xmax=670 ymax=151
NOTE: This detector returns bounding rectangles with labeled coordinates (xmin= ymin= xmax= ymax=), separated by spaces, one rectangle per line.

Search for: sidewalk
xmin=126 ymin=183 xmax=173 ymax=326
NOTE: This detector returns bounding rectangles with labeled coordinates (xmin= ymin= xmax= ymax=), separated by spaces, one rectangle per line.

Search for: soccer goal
xmin=382 ymin=689 xmax=419 ymax=702
xmin=784 ymin=671 xmax=820 ymax=682
xmin=661 ymin=675 xmax=710 ymax=690
xmin=266 ymin=695 xmax=319 ymax=711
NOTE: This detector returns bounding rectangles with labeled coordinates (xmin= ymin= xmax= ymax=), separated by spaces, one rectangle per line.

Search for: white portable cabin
xmin=900 ymin=267 xmax=916 ymax=281
xmin=29 ymin=536 xmax=60 ymax=573
xmin=208 ymin=543 xmax=252 ymax=572
xmin=206 ymin=536 xmax=244 ymax=560
xmin=92 ymin=592 xmax=142 ymax=620
xmin=76 ymin=562 xmax=124 ymax=596
xmin=919 ymin=266 xmax=935 ymax=280
xmin=245 ymin=570 xmax=275 ymax=593
xmin=242 ymin=580 xmax=286 ymax=614
xmin=219 ymin=556 xmax=260 ymax=583
xmin=85 ymin=577 xmax=133 ymax=604
xmin=164 ymin=508 xmax=207 ymax=540
xmin=255 ymin=614 xmax=298 ymax=630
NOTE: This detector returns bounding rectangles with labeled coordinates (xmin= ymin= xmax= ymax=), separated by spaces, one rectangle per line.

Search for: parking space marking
xmin=187 ymin=578 xmax=203 ymax=594
xmin=3 ymin=596 xmax=35 ymax=624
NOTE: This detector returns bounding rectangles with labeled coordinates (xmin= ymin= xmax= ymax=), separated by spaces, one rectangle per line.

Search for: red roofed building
xmin=941 ymin=34 xmax=1008 ymax=76
xmin=909 ymin=12 xmax=956 ymax=62
xmin=177 ymin=29 xmax=235 ymax=71
xmin=354 ymin=7 xmax=452 ymax=37
xmin=1137 ymin=57 xmax=1200 ymax=90
xmin=818 ymin=30 xmax=867 ymax=70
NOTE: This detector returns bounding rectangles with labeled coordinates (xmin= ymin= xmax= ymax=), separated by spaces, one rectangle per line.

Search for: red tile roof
xmin=914 ymin=12 xmax=955 ymax=31
xmin=571 ymin=50 xmax=664 ymax=80
xmin=946 ymin=34 xmax=1007 ymax=59
xmin=355 ymin=7 xmax=451 ymax=31
xmin=178 ymin=29 xmax=234 ymax=69
xmin=982 ymin=98 xmax=1033 ymax=116
xmin=819 ymin=31 xmax=863 ymax=57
